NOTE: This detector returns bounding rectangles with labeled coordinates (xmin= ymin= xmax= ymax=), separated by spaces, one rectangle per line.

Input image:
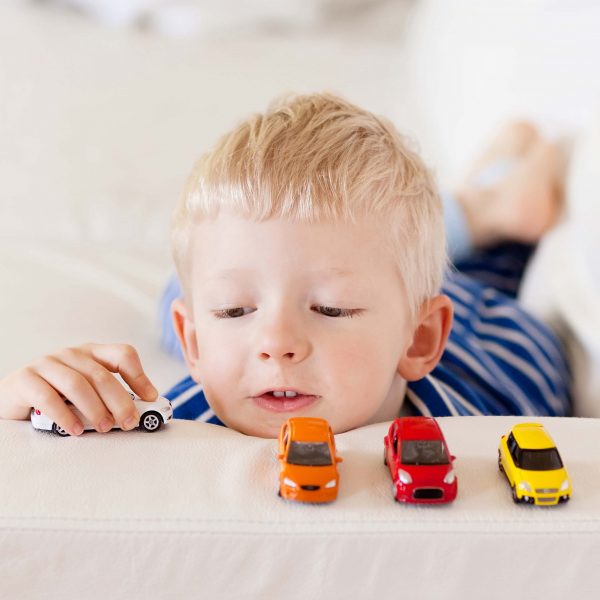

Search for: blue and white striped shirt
xmin=160 ymin=260 xmax=571 ymax=424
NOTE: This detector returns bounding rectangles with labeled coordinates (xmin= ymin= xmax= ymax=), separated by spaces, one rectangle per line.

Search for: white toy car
xmin=30 ymin=393 xmax=173 ymax=436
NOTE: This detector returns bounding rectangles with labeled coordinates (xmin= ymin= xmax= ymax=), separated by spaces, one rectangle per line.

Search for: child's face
xmin=173 ymin=212 xmax=446 ymax=438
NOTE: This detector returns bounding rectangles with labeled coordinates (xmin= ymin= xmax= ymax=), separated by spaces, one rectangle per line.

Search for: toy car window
xmin=401 ymin=440 xmax=449 ymax=465
xmin=517 ymin=448 xmax=563 ymax=471
xmin=507 ymin=433 xmax=518 ymax=457
xmin=287 ymin=442 xmax=332 ymax=466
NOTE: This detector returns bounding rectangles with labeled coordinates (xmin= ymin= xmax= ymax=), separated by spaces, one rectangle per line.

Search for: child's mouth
xmin=252 ymin=390 xmax=320 ymax=412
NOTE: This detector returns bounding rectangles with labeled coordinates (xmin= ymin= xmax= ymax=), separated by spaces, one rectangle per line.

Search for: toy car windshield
xmin=515 ymin=447 xmax=564 ymax=471
xmin=401 ymin=440 xmax=449 ymax=465
xmin=287 ymin=442 xmax=332 ymax=466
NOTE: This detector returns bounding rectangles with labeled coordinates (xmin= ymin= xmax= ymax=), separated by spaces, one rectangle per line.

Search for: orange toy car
xmin=277 ymin=417 xmax=343 ymax=503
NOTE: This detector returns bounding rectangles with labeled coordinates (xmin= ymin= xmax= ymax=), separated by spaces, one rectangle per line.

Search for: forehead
xmin=190 ymin=212 xmax=399 ymax=280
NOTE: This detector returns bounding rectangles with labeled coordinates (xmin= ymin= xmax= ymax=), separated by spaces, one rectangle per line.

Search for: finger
xmin=0 ymin=369 xmax=37 ymax=421
xmin=35 ymin=356 xmax=116 ymax=433
xmin=53 ymin=349 xmax=138 ymax=431
xmin=81 ymin=343 xmax=158 ymax=402
xmin=20 ymin=369 xmax=84 ymax=436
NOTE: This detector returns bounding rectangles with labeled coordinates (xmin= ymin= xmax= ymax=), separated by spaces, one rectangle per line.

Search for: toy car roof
xmin=395 ymin=417 xmax=444 ymax=441
xmin=286 ymin=417 xmax=331 ymax=442
xmin=511 ymin=423 xmax=555 ymax=450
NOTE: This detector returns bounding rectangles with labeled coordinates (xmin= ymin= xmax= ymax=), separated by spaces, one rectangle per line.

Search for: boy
xmin=0 ymin=93 xmax=570 ymax=438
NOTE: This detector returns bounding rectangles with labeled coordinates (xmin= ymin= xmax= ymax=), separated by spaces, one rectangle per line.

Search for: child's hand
xmin=0 ymin=343 xmax=158 ymax=435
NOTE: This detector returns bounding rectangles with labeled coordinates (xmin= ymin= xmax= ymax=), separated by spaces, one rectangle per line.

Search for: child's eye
xmin=213 ymin=307 xmax=255 ymax=319
xmin=312 ymin=306 xmax=361 ymax=318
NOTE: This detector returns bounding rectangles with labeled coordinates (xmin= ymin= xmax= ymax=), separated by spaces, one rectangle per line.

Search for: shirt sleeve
xmin=158 ymin=272 xmax=186 ymax=362
xmin=442 ymin=191 xmax=474 ymax=264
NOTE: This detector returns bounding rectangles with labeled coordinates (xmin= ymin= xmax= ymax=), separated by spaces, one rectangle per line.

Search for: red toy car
xmin=384 ymin=417 xmax=457 ymax=504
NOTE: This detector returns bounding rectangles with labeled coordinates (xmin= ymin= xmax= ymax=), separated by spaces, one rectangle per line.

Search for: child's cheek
xmin=198 ymin=382 xmax=229 ymax=425
xmin=326 ymin=334 xmax=380 ymax=371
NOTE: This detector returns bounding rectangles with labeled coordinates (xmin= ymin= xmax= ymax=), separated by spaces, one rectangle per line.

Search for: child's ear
xmin=397 ymin=294 xmax=453 ymax=381
xmin=171 ymin=298 xmax=202 ymax=381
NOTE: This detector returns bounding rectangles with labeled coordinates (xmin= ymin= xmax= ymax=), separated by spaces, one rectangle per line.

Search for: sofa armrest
xmin=1 ymin=416 xmax=599 ymax=598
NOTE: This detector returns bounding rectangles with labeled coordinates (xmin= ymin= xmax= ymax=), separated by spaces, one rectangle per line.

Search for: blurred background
xmin=1 ymin=0 xmax=599 ymax=407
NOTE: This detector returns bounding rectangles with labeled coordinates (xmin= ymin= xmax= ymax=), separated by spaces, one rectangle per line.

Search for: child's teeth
xmin=284 ymin=391 xmax=298 ymax=397
xmin=272 ymin=391 xmax=285 ymax=397
xmin=271 ymin=391 xmax=298 ymax=398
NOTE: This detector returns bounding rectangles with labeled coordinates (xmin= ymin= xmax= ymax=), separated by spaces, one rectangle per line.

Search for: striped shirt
xmin=160 ymin=248 xmax=571 ymax=423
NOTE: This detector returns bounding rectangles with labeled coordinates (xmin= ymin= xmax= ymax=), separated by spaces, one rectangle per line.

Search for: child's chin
xmin=241 ymin=422 xmax=282 ymax=439
xmin=225 ymin=407 xmax=345 ymax=439
xmin=236 ymin=414 xmax=314 ymax=439
xmin=223 ymin=414 xmax=286 ymax=439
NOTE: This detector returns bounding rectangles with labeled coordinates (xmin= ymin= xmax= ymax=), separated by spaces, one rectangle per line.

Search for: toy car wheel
xmin=52 ymin=423 xmax=70 ymax=437
xmin=383 ymin=448 xmax=387 ymax=466
xmin=511 ymin=485 xmax=520 ymax=504
xmin=392 ymin=482 xmax=399 ymax=502
xmin=497 ymin=451 xmax=504 ymax=473
xmin=139 ymin=411 xmax=162 ymax=432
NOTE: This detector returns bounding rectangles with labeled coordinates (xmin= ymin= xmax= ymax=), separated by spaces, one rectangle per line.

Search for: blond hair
xmin=171 ymin=92 xmax=447 ymax=321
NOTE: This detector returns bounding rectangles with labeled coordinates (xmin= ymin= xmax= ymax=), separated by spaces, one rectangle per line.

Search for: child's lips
xmin=252 ymin=393 xmax=320 ymax=413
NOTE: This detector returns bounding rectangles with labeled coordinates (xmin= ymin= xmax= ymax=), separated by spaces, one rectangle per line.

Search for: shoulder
xmin=163 ymin=376 xmax=224 ymax=425
xmin=424 ymin=272 xmax=571 ymax=417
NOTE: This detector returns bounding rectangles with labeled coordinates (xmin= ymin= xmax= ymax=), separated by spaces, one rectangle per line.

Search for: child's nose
xmin=256 ymin=318 xmax=311 ymax=363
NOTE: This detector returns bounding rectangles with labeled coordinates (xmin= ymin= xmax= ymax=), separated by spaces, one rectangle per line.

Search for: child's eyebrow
xmin=203 ymin=268 xmax=257 ymax=283
xmin=308 ymin=268 xmax=358 ymax=282
xmin=205 ymin=267 xmax=356 ymax=282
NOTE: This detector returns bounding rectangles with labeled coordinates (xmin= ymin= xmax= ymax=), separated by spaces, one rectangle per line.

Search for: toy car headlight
xmin=283 ymin=477 xmax=298 ymax=488
xmin=560 ymin=479 xmax=569 ymax=491
xmin=398 ymin=469 xmax=412 ymax=485
xmin=443 ymin=470 xmax=456 ymax=485
xmin=324 ymin=479 xmax=337 ymax=489
xmin=517 ymin=481 xmax=532 ymax=492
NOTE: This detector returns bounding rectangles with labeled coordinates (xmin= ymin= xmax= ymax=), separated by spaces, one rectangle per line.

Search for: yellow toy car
xmin=498 ymin=423 xmax=571 ymax=506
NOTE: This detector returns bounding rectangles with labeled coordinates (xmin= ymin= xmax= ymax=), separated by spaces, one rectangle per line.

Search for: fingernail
xmin=123 ymin=414 xmax=139 ymax=430
xmin=72 ymin=422 xmax=84 ymax=436
xmin=99 ymin=417 xmax=114 ymax=433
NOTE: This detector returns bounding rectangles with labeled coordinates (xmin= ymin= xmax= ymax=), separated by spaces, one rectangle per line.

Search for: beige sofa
xmin=2 ymin=416 xmax=600 ymax=599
